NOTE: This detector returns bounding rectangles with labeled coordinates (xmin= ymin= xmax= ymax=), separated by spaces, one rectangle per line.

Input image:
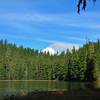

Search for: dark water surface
xmin=0 ymin=80 xmax=98 ymax=96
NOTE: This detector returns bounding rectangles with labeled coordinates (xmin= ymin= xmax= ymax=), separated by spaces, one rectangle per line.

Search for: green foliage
xmin=0 ymin=39 xmax=100 ymax=81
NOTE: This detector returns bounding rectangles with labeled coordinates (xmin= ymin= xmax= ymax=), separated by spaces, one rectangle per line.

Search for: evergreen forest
xmin=0 ymin=39 xmax=100 ymax=81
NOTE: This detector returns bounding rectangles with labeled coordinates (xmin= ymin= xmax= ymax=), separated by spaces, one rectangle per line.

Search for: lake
xmin=0 ymin=80 xmax=99 ymax=96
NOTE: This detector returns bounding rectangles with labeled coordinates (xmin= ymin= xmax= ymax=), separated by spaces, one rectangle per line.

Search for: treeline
xmin=0 ymin=39 xmax=100 ymax=81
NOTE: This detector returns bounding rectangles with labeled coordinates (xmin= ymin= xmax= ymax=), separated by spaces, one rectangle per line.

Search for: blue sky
xmin=0 ymin=0 xmax=100 ymax=51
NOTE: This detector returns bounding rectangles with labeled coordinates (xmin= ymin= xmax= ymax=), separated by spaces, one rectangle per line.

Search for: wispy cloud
xmin=36 ymin=34 xmax=86 ymax=45
xmin=35 ymin=38 xmax=56 ymax=43
xmin=0 ymin=12 xmax=100 ymax=30
xmin=50 ymin=42 xmax=79 ymax=51
xmin=36 ymin=38 xmax=79 ymax=51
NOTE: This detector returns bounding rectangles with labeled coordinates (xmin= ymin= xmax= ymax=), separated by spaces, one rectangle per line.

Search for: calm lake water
xmin=0 ymin=80 xmax=99 ymax=96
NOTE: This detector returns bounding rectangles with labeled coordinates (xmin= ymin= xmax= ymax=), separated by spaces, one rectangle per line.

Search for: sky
xmin=0 ymin=0 xmax=100 ymax=51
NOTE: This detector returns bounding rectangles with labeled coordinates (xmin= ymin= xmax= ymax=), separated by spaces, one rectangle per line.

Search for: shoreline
xmin=3 ymin=89 xmax=100 ymax=100
xmin=0 ymin=80 xmax=97 ymax=82
xmin=0 ymin=80 xmax=59 ymax=82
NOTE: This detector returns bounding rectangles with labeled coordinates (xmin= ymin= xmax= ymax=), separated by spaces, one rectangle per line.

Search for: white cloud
xmin=36 ymin=38 xmax=80 ymax=52
xmin=50 ymin=42 xmax=79 ymax=52
xmin=0 ymin=12 xmax=100 ymax=30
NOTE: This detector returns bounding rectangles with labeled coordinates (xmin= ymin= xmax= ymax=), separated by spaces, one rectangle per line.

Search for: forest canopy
xmin=0 ymin=40 xmax=100 ymax=81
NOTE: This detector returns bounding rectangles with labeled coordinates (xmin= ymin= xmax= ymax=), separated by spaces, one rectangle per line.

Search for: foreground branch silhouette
xmin=77 ymin=0 xmax=96 ymax=13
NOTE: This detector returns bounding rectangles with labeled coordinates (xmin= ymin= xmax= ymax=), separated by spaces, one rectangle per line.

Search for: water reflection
xmin=0 ymin=80 xmax=98 ymax=96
